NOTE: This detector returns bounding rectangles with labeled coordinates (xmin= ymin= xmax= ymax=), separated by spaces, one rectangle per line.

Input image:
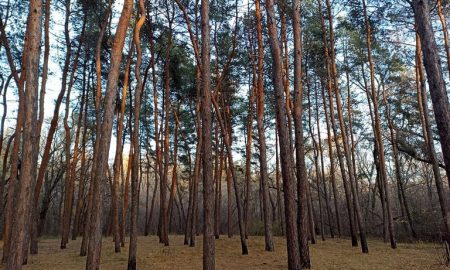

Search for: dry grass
xmin=1 ymin=235 xmax=446 ymax=269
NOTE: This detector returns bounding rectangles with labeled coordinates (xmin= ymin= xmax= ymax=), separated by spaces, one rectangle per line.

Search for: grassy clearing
xmin=1 ymin=235 xmax=446 ymax=269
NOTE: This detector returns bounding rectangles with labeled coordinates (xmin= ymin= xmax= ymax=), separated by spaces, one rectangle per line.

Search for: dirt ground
xmin=1 ymin=235 xmax=447 ymax=269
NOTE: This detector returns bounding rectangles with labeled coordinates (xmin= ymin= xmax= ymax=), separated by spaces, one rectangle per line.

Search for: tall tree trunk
xmin=145 ymin=158 xmax=158 ymax=236
xmin=255 ymin=0 xmax=274 ymax=252
xmin=168 ymin=108 xmax=180 ymax=231
xmin=307 ymin=80 xmax=325 ymax=242
xmin=79 ymin=0 xmax=112 ymax=257
xmin=317 ymin=0 xmax=357 ymax=247
xmin=381 ymin=82 xmax=417 ymax=238
xmin=415 ymin=30 xmax=450 ymax=235
xmin=214 ymin=125 xmax=223 ymax=239
xmin=265 ymin=0 xmax=301 ymax=267
xmin=72 ymin=83 xmax=90 ymax=240
xmin=201 ymin=0 xmax=215 ymax=268
xmin=326 ymin=0 xmax=368 ymax=252
xmin=62 ymin=61 xmax=86 ymax=246
xmin=306 ymin=180 xmax=316 ymax=244
xmin=315 ymin=84 xmax=334 ymax=238
xmin=413 ymin=0 xmax=450 ymax=201
xmin=275 ymin=131 xmax=284 ymax=235
xmin=320 ymin=80 xmax=341 ymax=237
xmin=243 ymin=81 xmax=254 ymax=240
xmin=112 ymin=37 xmax=134 ymax=252
xmin=85 ymin=0 xmax=133 ymax=268
xmin=7 ymin=0 xmax=41 ymax=267
xmin=61 ymin=12 xmax=86 ymax=249
xmin=30 ymin=0 xmax=72 ymax=254
xmin=127 ymin=2 xmax=145 ymax=268
xmin=362 ymin=0 xmax=396 ymax=249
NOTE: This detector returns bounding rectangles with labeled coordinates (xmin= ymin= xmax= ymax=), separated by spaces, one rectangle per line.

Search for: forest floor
xmin=0 ymin=235 xmax=446 ymax=269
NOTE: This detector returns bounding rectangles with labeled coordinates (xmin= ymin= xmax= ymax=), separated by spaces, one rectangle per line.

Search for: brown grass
xmin=1 ymin=235 xmax=446 ymax=269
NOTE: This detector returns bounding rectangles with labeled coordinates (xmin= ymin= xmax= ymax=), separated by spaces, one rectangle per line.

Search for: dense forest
xmin=0 ymin=0 xmax=450 ymax=269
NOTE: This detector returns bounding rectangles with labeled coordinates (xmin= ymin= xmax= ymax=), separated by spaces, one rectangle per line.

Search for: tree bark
xmin=317 ymin=0 xmax=357 ymax=247
xmin=85 ymin=0 xmax=133 ymax=268
xmin=362 ymin=0 xmax=396 ymax=249
xmin=413 ymin=0 xmax=450 ymax=200
xmin=7 ymin=0 xmax=41 ymax=267
xmin=437 ymin=0 xmax=450 ymax=76
xmin=201 ymin=0 xmax=215 ymax=268
xmin=326 ymin=0 xmax=368 ymax=252
xmin=415 ymin=30 xmax=450 ymax=235
xmin=265 ymin=0 xmax=301 ymax=268
xmin=127 ymin=2 xmax=145 ymax=268
xmin=255 ymin=0 xmax=274 ymax=252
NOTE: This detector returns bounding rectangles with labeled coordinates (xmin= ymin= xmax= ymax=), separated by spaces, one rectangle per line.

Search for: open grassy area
xmin=2 ymin=235 xmax=446 ymax=269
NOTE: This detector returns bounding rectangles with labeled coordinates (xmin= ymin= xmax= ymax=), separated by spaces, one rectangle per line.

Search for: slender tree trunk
xmin=72 ymin=85 xmax=90 ymax=240
xmin=80 ymin=1 xmax=112 ymax=257
xmin=381 ymin=82 xmax=417 ymax=238
xmin=307 ymin=81 xmax=325 ymax=242
xmin=291 ymin=1 xmax=311 ymax=267
xmin=216 ymin=141 xmax=224 ymax=238
xmin=160 ymin=15 xmax=174 ymax=245
xmin=320 ymin=80 xmax=341 ymax=237
xmin=112 ymin=37 xmax=134 ymax=252
xmin=317 ymin=0 xmax=357 ymax=247
xmin=275 ymin=131 xmax=284 ymax=235
xmin=86 ymin=0 xmax=133 ymax=268
xmin=201 ymin=0 xmax=215 ymax=267
xmin=146 ymin=159 xmax=158 ymax=236
xmin=326 ymin=0 xmax=368 ymax=252
xmin=266 ymin=0 xmax=301 ymax=267
xmin=127 ymin=2 xmax=145 ymax=268
xmin=362 ymin=0 xmax=396 ymax=249
xmin=62 ymin=59 xmax=86 ymax=246
xmin=61 ymin=12 xmax=86 ymax=249
xmin=168 ymin=108 xmax=180 ymax=231
xmin=315 ymin=84 xmax=334 ymax=239
xmin=306 ymin=180 xmax=316 ymax=245
xmin=254 ymin=0 xmax=274 ymax=252
xmin=243 ymin=81 xmax=254 ymax=240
